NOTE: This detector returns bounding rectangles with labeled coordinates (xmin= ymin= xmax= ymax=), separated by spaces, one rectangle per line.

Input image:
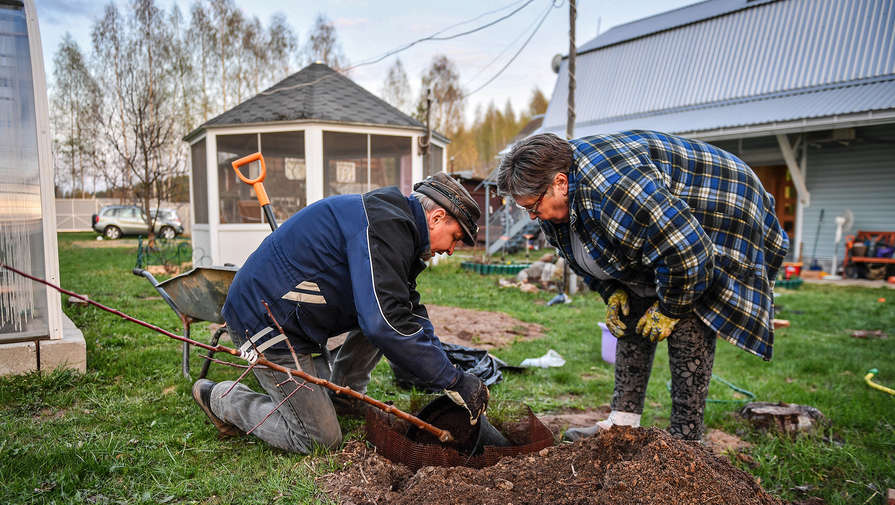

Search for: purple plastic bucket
xmin=599 ymin=322 xmax=616 ymax=364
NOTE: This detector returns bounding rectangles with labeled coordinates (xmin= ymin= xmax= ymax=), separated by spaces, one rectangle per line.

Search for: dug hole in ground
xmin=320 ymin=305 xmax=785 ymax=504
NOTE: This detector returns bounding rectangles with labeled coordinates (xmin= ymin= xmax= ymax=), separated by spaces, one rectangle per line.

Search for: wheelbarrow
xmin=133 ymin=152 xmax=276 ymax=379
xmin=133 ymin=265 xmax=238 ymax=379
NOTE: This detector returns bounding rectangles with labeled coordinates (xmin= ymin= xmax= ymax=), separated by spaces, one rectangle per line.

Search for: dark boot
xmin=192 ymin=379 xmax=243 ymax=438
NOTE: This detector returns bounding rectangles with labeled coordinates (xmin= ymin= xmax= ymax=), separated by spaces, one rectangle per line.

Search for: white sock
xmin=596 ymin=410 xmax=641 ymax=429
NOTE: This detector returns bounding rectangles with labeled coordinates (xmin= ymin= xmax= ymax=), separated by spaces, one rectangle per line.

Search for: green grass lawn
xmin=1 ymin=233 xmax=893 ymax=504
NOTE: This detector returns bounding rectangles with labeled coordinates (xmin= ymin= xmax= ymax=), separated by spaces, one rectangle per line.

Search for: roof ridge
xmin=555 ymin=74 xmax=895 ymax=131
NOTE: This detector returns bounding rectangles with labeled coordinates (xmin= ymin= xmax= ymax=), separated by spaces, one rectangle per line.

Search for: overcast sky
xmin=34 ymin=0 xmax=700 ymax=124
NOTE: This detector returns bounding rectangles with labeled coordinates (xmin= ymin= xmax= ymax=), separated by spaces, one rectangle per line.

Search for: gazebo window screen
xmin=190 ymin=138 xmax=208 ymax=224
xmin=0 ymin=2 xmax=49 ymax=341
xmin=217 ymin=132 xmax=307 ymax=224
xmin=323 ymin=131 xmax=411 ymax=197
xmin=260 ymin=131 xmax=306 ymax=222
xmin=425 ymin=144 xmax=444 ymax=177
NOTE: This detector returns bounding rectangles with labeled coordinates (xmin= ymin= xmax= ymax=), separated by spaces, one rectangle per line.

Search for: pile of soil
xmin=319 ymin=427 xmax=782 ymax=505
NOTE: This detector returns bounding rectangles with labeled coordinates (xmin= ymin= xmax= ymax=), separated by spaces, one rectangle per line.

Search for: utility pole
xmin=567 ymin=0 xmax=576 ymax=140
xmin=418 ymin=88 xmax=433 ymax=176
xmin=562 ymin=0 xmax=577 ymax=300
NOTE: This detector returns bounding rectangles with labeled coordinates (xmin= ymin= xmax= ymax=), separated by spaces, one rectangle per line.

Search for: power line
xmin=349 ymin=0 xmax=537 ymax=69
xmin=463 ymin=1 xmax=551 ymax=86
xmin=463 ymin=0 xmax=559 ymax=99
xmin=260 ymin=0 xmax=538 ymax=96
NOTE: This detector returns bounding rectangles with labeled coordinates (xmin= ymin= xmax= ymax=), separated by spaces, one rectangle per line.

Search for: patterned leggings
xmin=610 ymin=295 xmax=717 ymax=440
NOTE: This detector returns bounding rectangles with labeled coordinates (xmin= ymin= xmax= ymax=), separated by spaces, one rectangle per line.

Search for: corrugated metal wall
xmin=798 ymin=124 xmax=895 ymax=267
xmin=543 ymin=0 xmax=895 ymax=131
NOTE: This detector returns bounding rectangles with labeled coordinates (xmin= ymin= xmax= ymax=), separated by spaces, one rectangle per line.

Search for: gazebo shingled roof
xmin=185 ymin=63 xmax=442 ymax=140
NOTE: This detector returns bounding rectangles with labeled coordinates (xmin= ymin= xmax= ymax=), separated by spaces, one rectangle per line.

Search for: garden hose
xmin=864 ymin=368 xmax=895 ymax=396
xmin=665 ymin=374 xmax=756 ymax=404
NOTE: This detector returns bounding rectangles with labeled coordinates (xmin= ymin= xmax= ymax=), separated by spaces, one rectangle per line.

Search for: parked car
xmin=92 ymin=205 xmax=184 ymax=240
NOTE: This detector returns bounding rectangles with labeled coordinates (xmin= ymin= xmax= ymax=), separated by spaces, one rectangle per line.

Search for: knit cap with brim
xmin=413 ymin=173 xmax=481 ymax=246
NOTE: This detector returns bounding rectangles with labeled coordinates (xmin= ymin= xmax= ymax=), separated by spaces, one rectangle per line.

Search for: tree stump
xmin=739 ymin=402 xmax=825 ymax=434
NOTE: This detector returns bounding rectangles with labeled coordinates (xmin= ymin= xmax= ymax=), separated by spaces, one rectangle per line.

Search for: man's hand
xmin=636 ymin=301 xmax=679 ymax=342
xmin=605 ymin=290 xmax=630 ymax=338
xmin=445 ymin=372 xmax=489 ymax=425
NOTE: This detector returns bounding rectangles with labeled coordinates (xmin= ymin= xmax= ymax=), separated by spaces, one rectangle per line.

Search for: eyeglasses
xmin=515 ymin=186 xmax=549 ymax=215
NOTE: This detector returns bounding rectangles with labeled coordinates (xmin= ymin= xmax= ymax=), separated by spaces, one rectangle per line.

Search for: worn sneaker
xmin=562 ymin=411 xmax=641 ymax=442
xmin=192 ymin=379 xmax=243 ymax=438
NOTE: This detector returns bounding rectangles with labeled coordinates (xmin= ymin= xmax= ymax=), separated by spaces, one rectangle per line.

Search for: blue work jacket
xmin=221 ymin=187 xmax=461 ymax=389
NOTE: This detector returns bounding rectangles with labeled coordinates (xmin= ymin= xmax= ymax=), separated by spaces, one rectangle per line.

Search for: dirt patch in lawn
xmin=425 ymin=304 xmax=543 ymax=349
xmin=704 ymin=429 xmax=753 ymax=456
xmin=327 ymin=305 xmax=543 ymax=351
xmin=319 ymin=426 xmax=782 ymax=505
xmin=70 ymin=239 xmax=138 ymax=248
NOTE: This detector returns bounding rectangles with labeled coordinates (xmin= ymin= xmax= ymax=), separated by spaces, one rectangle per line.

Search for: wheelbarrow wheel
xmin=199 ymin=326 xmax=230 ymax=380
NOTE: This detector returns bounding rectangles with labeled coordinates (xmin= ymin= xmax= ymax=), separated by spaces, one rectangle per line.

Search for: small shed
xmin=184 ymin=63 xmax=448 ymax=266
xmin=449 ymin=170 xmax=503 ymax=246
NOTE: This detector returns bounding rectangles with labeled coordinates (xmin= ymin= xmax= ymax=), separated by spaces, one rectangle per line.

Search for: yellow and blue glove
xmin=636 ymin=301 xmax=679 ymax=342
xmin=605 ymin=289 xmax=630 ymax=338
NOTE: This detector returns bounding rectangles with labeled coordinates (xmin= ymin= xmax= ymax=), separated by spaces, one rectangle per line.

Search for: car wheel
xmin=104 ymin=225 xmax=122 ymax=240
xmin=159 ymin=226 xmax=176 ymax=240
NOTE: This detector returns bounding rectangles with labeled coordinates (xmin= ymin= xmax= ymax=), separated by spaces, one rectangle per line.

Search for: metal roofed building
xmin=184 ymin=63 xmax=448 ymax=266
xmin=540 ymin=0 xmax=895 ymax=269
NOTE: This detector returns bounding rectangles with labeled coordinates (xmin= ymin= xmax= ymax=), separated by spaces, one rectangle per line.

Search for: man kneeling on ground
xmin=192 ymin=174 xmax=489 ymax=453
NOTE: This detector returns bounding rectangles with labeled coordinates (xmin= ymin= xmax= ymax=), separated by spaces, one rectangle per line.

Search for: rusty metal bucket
xmin=406 ymin=395 xmax=511 ymax=455
xmin=134 ymin=266 xmax=238 ymax=379
xmin=365 ymin=400 xmax=554 ymax=471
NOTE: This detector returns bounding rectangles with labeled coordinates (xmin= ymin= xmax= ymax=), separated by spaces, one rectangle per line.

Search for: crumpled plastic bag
xmin=519 ymin=349 xmax=565 ymax=368
xmin=389 ymin=342 xmax=516 ymax=392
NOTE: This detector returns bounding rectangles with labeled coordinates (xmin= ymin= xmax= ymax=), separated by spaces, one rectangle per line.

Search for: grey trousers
xmin=210 ymin=328 xmax=383 ymax=453
xmin=610 ymin=296 xmax=717 ymax=440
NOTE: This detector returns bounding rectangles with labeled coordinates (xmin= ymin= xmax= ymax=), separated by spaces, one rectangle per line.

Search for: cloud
xmin=334 ymin=17 xmax=368 ymax=29
xmin=34 ymin=0 xmax=97 ymax=25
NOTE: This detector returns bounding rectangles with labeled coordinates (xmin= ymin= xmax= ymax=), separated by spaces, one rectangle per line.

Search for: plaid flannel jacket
xmin=541 ymin=130 xmax=789 ymax=360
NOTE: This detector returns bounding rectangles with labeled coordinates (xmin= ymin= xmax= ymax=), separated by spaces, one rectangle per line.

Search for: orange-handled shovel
xmin=232 ymin=152 xmax=278 ymax=231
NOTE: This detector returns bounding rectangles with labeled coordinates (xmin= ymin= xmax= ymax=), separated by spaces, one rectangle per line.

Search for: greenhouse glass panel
xmin=0 ymin=2 xmax=49 ymax=341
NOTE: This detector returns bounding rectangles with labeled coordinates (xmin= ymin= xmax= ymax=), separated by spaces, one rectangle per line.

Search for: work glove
xmin=605 ymin=289 xmax=630 ymax=338
xmin=636 ymin=301 xmax=679 ymax=342
xmin=445 ymin=372 xmax=490 ymax=425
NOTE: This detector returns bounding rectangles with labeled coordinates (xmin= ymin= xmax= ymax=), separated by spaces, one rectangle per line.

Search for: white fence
xmin=55 ymin=198 xmax=192 ymax=236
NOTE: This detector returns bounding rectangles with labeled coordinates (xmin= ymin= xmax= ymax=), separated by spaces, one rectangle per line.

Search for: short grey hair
xmin=497 ymin=133 xmax=572 ymax=198
xmin=411 ymin=192 xmax=455 ymax=223
xmin=411 ymin=191 xmax=440 ymax=212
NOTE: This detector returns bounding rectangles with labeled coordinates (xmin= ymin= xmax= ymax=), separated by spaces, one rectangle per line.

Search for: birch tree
xmin=381 ymin=57 xmax=412 ymax=115
xmin=303 ymin=14 xmax=347 ymax=70
xmin=415 ymin=55 xmax=465 ymax=135
xmin=51 ymin=34 xmax=99 ymax=197
xmin=267 ymin=13 xmax=298 ymax=79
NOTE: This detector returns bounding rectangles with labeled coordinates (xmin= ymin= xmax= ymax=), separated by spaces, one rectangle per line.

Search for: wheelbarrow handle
xmin=231 ymin=152 xmax=270 ymax=207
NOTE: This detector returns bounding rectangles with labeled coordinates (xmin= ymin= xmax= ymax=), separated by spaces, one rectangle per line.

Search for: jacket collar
xmin=566 ymin=161 xmax=583 ymax=226
xmin=407 ymin=195 xmax=431 ymax=256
